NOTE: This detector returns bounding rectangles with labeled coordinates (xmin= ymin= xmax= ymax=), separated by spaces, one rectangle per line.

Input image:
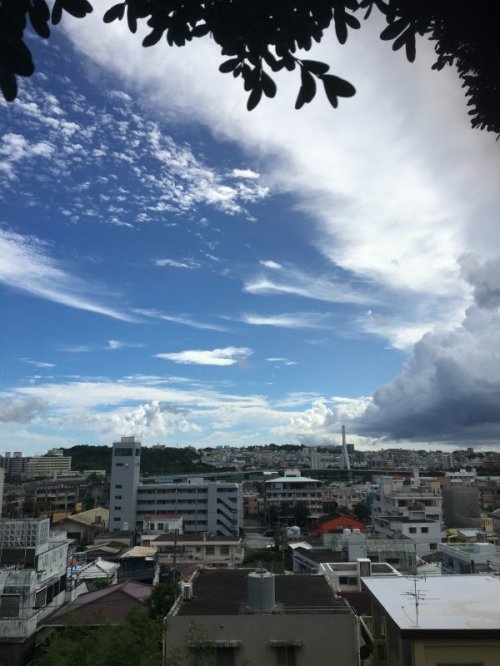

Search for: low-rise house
xmin=69 ymin=557 xmax=120 ymax=590
xmin=143 ymin=533 xmax=244 ymax=567
xmin=51 ymin=507 xmax=109 ymax=545
xmin=42 ymin=580 xmax=153 ymax=627
xmin=310 ymin=513 xmax=366 ymax=535
xmin=372 ymin=516 xmax=443 ymax=557
xmin=83 ymin=542 xmax=157 ymax=583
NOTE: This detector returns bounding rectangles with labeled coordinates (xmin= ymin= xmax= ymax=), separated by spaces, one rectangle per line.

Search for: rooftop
xmin=151 ymin=533 xmax=241 ymax=543
xmin=175 ymin=569 xmax=348 ymax=616
xmin=362 ymin=575 xmax=500 ymax=631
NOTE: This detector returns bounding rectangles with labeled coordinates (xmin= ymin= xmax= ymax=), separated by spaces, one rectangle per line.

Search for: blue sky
xmin=1 ymin=12 xmax=500 ymax=454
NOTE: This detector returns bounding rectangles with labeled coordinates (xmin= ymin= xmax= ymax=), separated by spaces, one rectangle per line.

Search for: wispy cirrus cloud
xmin=241 ymin=312 xmax=331 ymax=329
xmin=266 ymin=357 xmax=297 ymax=366
xmin=20 ymin=357 xmax=55 ymax=368
xmin=244 ymin=263 xmax=375 ymax=306
xmin=154 ymin=346 xmax=252 ymax=366
xmin=0 ymin=230 xmax=134 ymax=321
xmin=153 ymin=258 xmax=201 ymax=269
xmin=135 ymin=308 xmax=227 ymax=332
xmin=60 ymin=340 xmax=145 ymax=353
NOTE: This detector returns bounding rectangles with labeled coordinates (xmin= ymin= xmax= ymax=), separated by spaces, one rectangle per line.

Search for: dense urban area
xmin=1 ymin=438 xmax=500 ymax=665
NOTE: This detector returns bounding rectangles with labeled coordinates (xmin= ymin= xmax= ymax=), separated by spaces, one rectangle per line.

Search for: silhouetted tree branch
xmin=1 ymin=1 xmax=499 ymax=135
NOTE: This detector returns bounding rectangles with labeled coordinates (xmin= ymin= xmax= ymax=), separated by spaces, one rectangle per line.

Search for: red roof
xmin=311 ymin=514 xmax=365 ymax=535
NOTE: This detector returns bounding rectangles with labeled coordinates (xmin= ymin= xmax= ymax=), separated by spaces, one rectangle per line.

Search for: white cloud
xmin=0 ymin=230 xmax=134 ymax=321
xmin=154 ymin=258 xmax=200 ymax=269
xmin=20 ymin=358 xmax=55 ymax=368
xmin=241 ymin=312 xmax=330 ymax=329
xmin=243 ymin=265 xmax=375 ymax=305
xmin=134 ymin=308 xmax=227 ymax=332
xmin=266 ymin=357 xmax=297 ymax=366
xmin=231 ymin=168 xmax=260 ymax=179
xmin=154 ymin=347 xmax=252 ymax=366
xmin=259 ymin=260 xmax=282 ymax=270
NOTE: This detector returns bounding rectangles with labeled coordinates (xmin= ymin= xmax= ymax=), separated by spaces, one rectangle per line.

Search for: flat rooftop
xmin=176 ymin=569 xmax=347 ymax=616
xmin=362 ymin=575 xmax=500 ymax=631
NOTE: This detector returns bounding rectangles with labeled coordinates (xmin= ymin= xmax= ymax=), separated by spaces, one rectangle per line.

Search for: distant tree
xmin=2 ymin=1 xmax=500 ymax=135
xmin=352 ymin=500 xmax=371 ymax=522
xmin=292 ymin=501 xmax=310 ymax=527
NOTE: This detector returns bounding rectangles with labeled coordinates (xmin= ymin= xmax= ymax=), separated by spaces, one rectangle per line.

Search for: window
xmin=115 ymin=484 xmax=123 ymax=489
xmin=115 ymin=495 xmax=122 ymax=500
xmin=115 ymin=462 xmax=124 ymax=467
xmin=220 ymin=546 xmax=230 ymax=555
xmin=193 ymin=648 xmax=235 ymax=666
xmin=409 ymin=527 xmax=417 ymax=534
xmin=114 ymin=448 xmax=133 ymax=456
xmin=114 ymin=506 xmax=122 ymax=510
xmin=430 ymin=543 xmax=438 ymax=550
xmin=0 ymin=594 xmax=20 ymax=618
xmin=205 ymin=545 xmax=215 ymax=555
xmin=421 ymin=526 xmax=429 ymax=533
xmin=114 ymin=517 xmax=121 ymax=522
xmin=275 ymin=647 xmax=297 ymax=666
xmin=35 ymin=587 xmax=47 ymax=609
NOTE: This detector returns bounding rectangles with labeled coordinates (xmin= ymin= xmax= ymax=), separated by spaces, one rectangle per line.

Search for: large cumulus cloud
xmin=355 ymin=257 xmax=500 ymax=442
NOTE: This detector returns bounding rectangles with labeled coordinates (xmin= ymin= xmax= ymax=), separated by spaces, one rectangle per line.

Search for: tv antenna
xmin=401 ymin=576 xmax=438 ymax=627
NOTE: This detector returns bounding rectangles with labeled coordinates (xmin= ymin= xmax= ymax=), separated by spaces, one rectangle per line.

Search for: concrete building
xmin=372 ymin=476 xmax=443 ymax=524
xmin=142 ymin=533 xmax=244 ymax=567
xmin=439 ymin=540 xmax=500 ymax=574
xmin=0 ymin=518 xmax=70 ymax=665
xmin=24 ymin=454 xmax=72 ymax=479
xmin=0 ymin=453 xmax=30 ymax=477
xmin=0 ymin=468 xmax=4 ymax=517
xmin=264 ymin=471 xmax=323 ymax=519
xmin=109 ymin=436 xmax=141 ymax=531
xmin=135 ymin=478 xmax=242 ymax=537
xmin=442 ymin=484 xmax=481 ymax=527
xmin=165 ymin=567 xmax=361 ymax=666
xmin=363 ymin=575 xmax=500 ymax=666
xmin=373 ymin=516 xmax=442 ymax=557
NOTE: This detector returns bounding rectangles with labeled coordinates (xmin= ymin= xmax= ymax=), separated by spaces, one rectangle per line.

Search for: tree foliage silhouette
xmin=1 ymin=1 xmax=499 ymax=135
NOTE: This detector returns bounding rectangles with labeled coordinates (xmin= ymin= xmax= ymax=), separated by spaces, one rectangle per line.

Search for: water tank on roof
xmin=247 ymin=564 xmax=275 ymax=612
xmin=182 ymin=582 xmax=193 ymax=600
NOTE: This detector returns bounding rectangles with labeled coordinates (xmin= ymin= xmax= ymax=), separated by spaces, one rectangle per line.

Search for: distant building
xmin=264 ymin=472 xmax=323 ymax=519
xmin=109 ymin=436 xmax=142 ymax=531
xmin=142 ymin=532 xmax=244 ymax=567
xmin=442 ymin=485 xmax=481 ymax=527
xmin=24 ymin=454 xmax=72 ymax=479
xmin=51 ymin=507 xmax=109 ymax=545
xmin=0 ymin=468 xmax=4 ymax=517
xmin=310 ymin=513 xmax=366 ymax=535
xmin=165 ymin=568 xmax=361 ymax=666
xmin=439 ymin=541 xmax=500 ymax=574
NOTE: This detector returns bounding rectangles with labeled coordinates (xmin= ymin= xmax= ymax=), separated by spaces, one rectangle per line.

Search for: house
xmin=68 ymin=557 xmax=120 ymax=590
xmin=165 ymin=567 xmax=361 ymax=666
xmin=143 ymin=533 xmax=244 ymax=567
xmin=439 ymin=541 xmax=500 ymax=574
xmin=310 ymin=513 xmax=366 ymax=535
xmin=362 ymin=574 xmax=500 ymax=666
xmin=51 ymin=507 xmax=109 ymax=545
xmin=82 ymin=541 xmax=158 ymax=583
xmin=43 ymin=580 xmax=153 ymax=626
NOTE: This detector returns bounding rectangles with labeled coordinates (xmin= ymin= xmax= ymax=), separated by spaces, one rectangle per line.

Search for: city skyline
xmin=1 ymin=13 xmax=500 ymax=455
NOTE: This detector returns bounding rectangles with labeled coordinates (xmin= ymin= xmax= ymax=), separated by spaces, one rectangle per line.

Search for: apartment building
xmin=0 ymin=518 xmax=70 ymax=665
xmin=135 ymin=478 xmax=241 ymax=536
xmin=264 ymin=470 xmax=323 ymax=519
xmin=142 ymin=533 xmax=244 ymax=567
xmin=109 ymin=437 xmax=242 ymax=536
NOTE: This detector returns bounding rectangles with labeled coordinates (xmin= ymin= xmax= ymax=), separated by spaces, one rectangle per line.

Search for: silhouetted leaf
xmin=127 ymin=4 xmax=137 ymax=33
xmin=51 ymin=0 xmax=63 ymax=25
xmin=2 ymin=40 xmax=35 ymax=76
xmin=219 ymin=58 xmax=240 ymax=73
xmin=380 ymin=17 xmax=409 ymax=41
xmin=60 ymin=0 xmax=93 ymax=19
xmin=143 ymin=29 xmax=163 ymax=47
xmin=261 ymin=71 xmax=276 ymax=98
xmin=191 ymin=23 xmax=209 ymax=37
xmin=29 ymin=0 xmax=51 ymax=39
xmin=247 ymin=85 xmax=262 ymax=111
xmin=295 ymin=67 xmax=316 ymax=109
xmin=301 ymin=59 xmax=329 ymax=76
xmin=322 ymin=74 xmax=356 ymax=97
xmin=103 ymin=3 xmax=125 ymax=24
xmin=323 ymin=77 xmax=338 ymax=108
xmin=0 ymin=65 xmax=17 ymax=102
xmin=405 ymin=32 xmax=416 ymax=62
